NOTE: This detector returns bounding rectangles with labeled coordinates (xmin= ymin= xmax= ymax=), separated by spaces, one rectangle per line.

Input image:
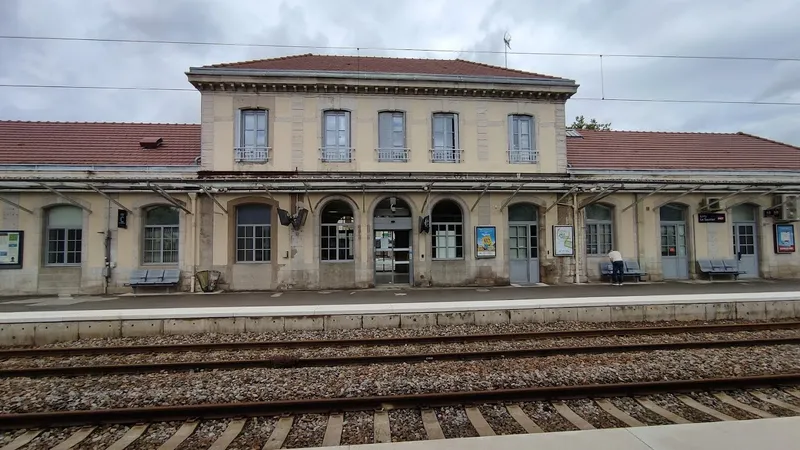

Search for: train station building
xmin=0 ymin=54 xmax=798 ymax=295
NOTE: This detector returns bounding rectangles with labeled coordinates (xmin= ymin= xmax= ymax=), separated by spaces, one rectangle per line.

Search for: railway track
xmin=2 ymin=374 xmax=800 ymax=449
xmin=1 ymin=335 xmax=799 ymax=378
xmin=2 ymin=320 xmax=798 ymax=358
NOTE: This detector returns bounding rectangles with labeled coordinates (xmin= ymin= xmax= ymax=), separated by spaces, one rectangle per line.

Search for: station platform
xmin=1 ymin=281 xmax=800 ymax=345
xmin=306 ymin=416 xmax=800 ymax=449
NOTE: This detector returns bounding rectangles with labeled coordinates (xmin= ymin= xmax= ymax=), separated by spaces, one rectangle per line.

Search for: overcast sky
xmin=1 ymin=0 xmax=799 ymax=145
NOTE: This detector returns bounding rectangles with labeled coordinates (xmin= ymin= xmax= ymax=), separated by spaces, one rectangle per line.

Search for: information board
xmin=0 ymin=230 xmax=23 ymax=269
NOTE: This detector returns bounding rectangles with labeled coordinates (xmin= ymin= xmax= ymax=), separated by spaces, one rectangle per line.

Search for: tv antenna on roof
xmin=503 ymin=32 xmax=512 ymax=68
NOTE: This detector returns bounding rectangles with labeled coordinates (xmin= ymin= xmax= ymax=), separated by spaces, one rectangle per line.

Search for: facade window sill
xmin=430 ymin=148 xmax=463 ymax=163
xmin=376 ymin=148 xmax=410 ymax=162
xmin=508 ymin=150 xmax=539 ymax=164
xmin=320 ymin=147 xmax=355 ymax=163
xmin=235 ymin=147 xmax=271 ymax=164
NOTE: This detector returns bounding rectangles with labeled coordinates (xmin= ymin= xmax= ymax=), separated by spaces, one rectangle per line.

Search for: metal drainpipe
xmin=633 ymin=193 xmax=641 ymax=263
xmin=573 ymin=191 xmax=581 ymax=284
xmin=190 ymin=193 xmax=198 ymax=293
xmin=103 ymin=198 xmax=111 ymax=295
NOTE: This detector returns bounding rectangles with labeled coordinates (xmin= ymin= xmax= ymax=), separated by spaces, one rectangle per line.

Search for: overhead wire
xmin=0 ymin=34 xmax=798 ymax=107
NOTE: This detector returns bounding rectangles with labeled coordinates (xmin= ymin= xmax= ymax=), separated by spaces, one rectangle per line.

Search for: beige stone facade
xmin=0 ymin=55 xmax=798 ymax=296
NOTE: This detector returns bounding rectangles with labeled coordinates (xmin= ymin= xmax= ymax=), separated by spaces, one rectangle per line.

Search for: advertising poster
xmin=775 ymin=224 xmax=796 ymax=254
xmin=0 ymin=231 xmax=23 ymax=269
xmin=553 ymin=225 xmax=575 ymax=256
xmin=475 ymin=226 xmax=496 ymax=258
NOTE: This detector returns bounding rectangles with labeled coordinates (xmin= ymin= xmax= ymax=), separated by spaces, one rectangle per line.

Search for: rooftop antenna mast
xmin=503 ymin=32 xmax=512 ymax=68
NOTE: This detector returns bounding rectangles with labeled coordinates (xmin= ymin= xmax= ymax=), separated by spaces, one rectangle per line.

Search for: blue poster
xmin=775 ymin=224 xmax=796 ymax=253
xmin=475 ymin=226 xmax=496 ymax=258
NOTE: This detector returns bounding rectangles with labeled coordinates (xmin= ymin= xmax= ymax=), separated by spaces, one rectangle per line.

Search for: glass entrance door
xmin=374 ymin=230 xmax=411 ymax=285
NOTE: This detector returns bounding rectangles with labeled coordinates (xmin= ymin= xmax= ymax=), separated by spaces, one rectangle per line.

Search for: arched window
xmin=431 ymin=200 xmax=463 ymax=259
xmin=46 ymin=205 xmax=83 ymax=265
xmin=320 ymin=200 xmax=355 ymax=261
xmin=659 ymin=204 xmax=686 ymax=222
xmin=236 ymin=204 xmax=271 ymax=262
xmin=143 ymin=206 xmax=180 ymax=264
xmin=585 ymin=204 xmax=613 ymax=255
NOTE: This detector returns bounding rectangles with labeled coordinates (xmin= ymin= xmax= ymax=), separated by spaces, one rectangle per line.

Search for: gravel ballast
xmin=727 ymin=390 xmax=796 ymax=417
xmin=435 ymin=406 xmax=478 ymax=439
xmin=563 ymin=399 xmax=626 ymax=428
xmin=175 ymin=419 xmax=229 ymax=449
xmin=520 ymin=401 xmax=577 ymax=432
xmin=20 ymin=319 xmax=794 ymax=350
xmin=649 ymin=394 xmax=717 ymax=423
xmin=74 ymin=425 xmax=127 ymax=450
xmin=2 ymin=345 xmax=799 ymax=414
xmin=389 ymin=408 xmax=426 ymax=442
xmin=477 ymin=404 xmax=525 ymax=435
xmin=226 ymin=417 xmax=276 ymax=450
xmin=126 ymin=422 xmax=181 ymax=450
xmin=340 ymin=411 xmax=373 ymax=445
xmin=610 ymin=397 xmax=673 ymax=425
xmin=24 ymin=427 xmax=83 ymax=449
xmin=282 ymin=414 xmax=326 ymax=449
xmin=3 ymin=329 xmax=797 ymax=370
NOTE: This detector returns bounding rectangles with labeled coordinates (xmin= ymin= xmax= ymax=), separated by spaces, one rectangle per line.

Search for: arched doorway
xmin=508 ymin=203 xmax=539 ymax=284
xmin=373 ymin=197 xmax=412 ymax=285
xmin=659 ymin=203 xmax=689 ymax=279
xmin=732 ymin=204 xmax=759 ymax=278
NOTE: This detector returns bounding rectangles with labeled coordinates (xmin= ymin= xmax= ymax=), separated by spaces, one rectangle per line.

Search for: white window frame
xmin=45 ymin=206 xmax=83 ymax=266
xmin=508 ymin=114 xmax=537 ymax=163
xmin=321 ymin=110 xmax=353 ymax=162
xmin=585 ymin=204 xmax=614 ymax=256
xmin=320 ymin=217 xmax=355 ymax=262
xmin=235 ymin=109 xmax=270 ymax=163
xmin=377 ymin=111 xmax=408 ymax=162
xmin=430 ymin=200 xmax=464 ymax=260
xmin=235 ymin=204 xmax=272 ymax=263
xmin=142 ymin=206 xmax=180 ymax=265
xmin=431 ymin=113 xmax=462 ymax=163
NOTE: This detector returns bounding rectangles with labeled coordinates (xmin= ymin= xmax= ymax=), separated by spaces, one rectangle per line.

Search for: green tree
xmin=570 ymin=115 xmax=612 ymax=130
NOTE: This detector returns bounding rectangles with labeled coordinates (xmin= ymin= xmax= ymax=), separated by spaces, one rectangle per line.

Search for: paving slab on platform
xmin=1 ymin=281 xmax=800 ymax=314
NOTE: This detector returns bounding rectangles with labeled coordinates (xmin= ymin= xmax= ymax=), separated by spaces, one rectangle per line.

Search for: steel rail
xmin=2 ymin=321 xmax=798 ymax=358
xmin=2 ymin=336 xmax=799 ymax=378
xmin=1 ymin=373 xmax=798 ymax=429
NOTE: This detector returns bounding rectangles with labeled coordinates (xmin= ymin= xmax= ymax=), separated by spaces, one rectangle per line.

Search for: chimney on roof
xmin=140 ymin=137 xmax=163 ymax=149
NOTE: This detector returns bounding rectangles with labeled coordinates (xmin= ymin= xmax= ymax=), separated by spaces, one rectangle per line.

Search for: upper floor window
xmin=143 ymin=206 xmax=179 ymax=264
xmin=236 ymin=204 xmax=271 ymax=263
xmin=377 ymin=111 xmax=408 ymax=162
xmin=508 ymin=115 xmax=537 ymax=163
xmin=45 ymin=205 xmax=82 ymax=265
xmin=585 ymin=204 xmax=613 ymax=256
xmin=236 ymin=109 xmax=269 ymax=163
xmin=431 ymin=113 xmax=462 ymax=163
xmin=321 ymin=110 xmax=353 ymax=162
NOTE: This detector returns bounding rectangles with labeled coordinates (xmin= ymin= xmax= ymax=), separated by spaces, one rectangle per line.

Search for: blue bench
xmin=698 ymin=258 xmax=744 ymax=281
xmin=126 ymin=269 xmax=181 ymax=294
xmin=600 ymin=260 xmax=647 ymax=282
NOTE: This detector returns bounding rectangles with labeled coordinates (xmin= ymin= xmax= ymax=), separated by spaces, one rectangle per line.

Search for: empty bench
xmin=600 ymin=260 xmax=647 ymax=282
xmin=127 ymin=269 xmax=181 ymax=294
xmin=698 ymin=258 xmax=744 ymax=281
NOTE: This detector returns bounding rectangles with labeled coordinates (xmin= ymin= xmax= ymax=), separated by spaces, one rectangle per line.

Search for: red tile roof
xmin=202 ymin=53 xmax=563 ymax=80
xmin=0 ymin=121 xmax=200 ymax=166
xmin=566 ymin=129 xmax=800 ymax=171
xmin=2 ymin=121 xmax=797 ymax=172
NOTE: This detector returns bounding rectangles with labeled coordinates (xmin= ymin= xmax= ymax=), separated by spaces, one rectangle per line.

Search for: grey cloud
xmin=0 ymin=0 xmax=798 ymax=146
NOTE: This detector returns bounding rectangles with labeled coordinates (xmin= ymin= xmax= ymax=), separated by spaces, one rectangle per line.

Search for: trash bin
xmin=195 ymin=270 xmax=221 ymax=293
